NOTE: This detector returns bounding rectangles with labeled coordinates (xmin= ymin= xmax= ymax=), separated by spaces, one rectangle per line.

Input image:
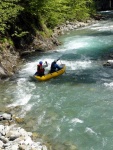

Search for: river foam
xmin=104 ymin=82 xmax=113 ymax=89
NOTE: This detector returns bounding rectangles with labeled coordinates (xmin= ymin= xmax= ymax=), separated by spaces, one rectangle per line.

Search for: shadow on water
xmin=50 ymin=73 xmax=96 ymax=84
xmin=88 ymin=31 xmax=113 ymax=37
xmin=61 ymin=47 xmax=113 ymax=61
xmin=42 ymin=65 xmax=113 ymax=85
xmin=28 ymin=71 xmax=96 ymax=85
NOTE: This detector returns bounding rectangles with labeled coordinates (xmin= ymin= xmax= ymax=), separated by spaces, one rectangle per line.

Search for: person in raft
xmin=35 ymin=61 xmax=48 ymax=76
xmin=50 ymin=59 xmax=62 ymax=73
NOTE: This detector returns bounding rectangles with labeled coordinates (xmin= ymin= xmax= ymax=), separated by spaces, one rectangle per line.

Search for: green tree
xmin=26 ymin=0 xmax=95 ymax=29
xmin=0 ymin=0 xmax=96 ymax=46
xmin=0 ymin=0 xmax=23 ymax=34
xmin=64 ymin=0 xmax=95 ymax=20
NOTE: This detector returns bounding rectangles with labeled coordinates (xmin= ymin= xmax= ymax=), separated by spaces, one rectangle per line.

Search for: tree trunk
xmin=109 ymin=0 xmax=111 ymax=9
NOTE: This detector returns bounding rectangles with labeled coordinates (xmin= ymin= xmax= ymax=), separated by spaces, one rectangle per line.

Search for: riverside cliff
xmin=0 ymin=43 xmax=20 ymax=79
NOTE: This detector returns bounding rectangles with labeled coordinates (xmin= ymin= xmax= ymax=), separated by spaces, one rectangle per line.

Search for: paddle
xmin=55 ymin=57 xmax=65 ymax=69
xmin=55 ymin=57 xmax=61 ymax=62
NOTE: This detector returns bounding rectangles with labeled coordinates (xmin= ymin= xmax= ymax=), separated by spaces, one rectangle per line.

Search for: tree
xmin=109 ymin=0 xmax=111 ymax=9
xmin=0 ymin=0 xmax=23 ymax=34
xmin=26 ymin=0 xmax=95 ymax=29
xmin=0 ymin=0 xmax=96 ymax=41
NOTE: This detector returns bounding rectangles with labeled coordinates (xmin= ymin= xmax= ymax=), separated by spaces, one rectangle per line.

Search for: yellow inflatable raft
xmin=34 ymin=64 xmax=66 ymax=81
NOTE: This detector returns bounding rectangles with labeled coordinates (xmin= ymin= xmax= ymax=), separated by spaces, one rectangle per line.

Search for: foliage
xmin=26 ymin=0 xmax=95 ymax=29
xmin=0 ymin=0 xmax=101 ymax=47
xmin=0 ymin=0 xmax=23 ymax=34
xmin=57 ymin=0 xmax=94 ymax=21
xmin=0 ymin=37 xmax=14 ymax=51
xmin=12 ymin=30 xmax=29 ymax=38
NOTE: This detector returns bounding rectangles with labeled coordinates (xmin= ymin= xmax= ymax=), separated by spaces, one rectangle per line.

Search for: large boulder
xmin=0 ymin=43 xmax=21 ymax=79
xmin=103 ymin=60 xmax=113 ymax=67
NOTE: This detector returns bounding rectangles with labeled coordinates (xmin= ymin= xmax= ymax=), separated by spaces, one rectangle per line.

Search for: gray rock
xmin=2 ymin=113 xmax=12 ymax=120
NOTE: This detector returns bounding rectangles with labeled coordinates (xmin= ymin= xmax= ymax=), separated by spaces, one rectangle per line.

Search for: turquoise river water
xmin=1 ymin=11 xmax=113 ymax=150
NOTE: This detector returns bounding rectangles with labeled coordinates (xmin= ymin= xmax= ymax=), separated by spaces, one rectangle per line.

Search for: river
xmin=1 ymin=11 xmax=113 ymax=150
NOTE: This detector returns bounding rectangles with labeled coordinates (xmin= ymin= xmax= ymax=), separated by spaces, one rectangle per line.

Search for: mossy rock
xmin=32 ymin=132 xmax=39 ymax=140
xmin=0 ymin=106 xmax=6 ymax=112
xmin=14 ymin=117 xmax=24 ymax=123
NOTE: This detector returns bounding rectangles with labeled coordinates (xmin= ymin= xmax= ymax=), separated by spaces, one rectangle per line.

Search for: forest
xmin=0 ymin=0 xmax=113 ymax=47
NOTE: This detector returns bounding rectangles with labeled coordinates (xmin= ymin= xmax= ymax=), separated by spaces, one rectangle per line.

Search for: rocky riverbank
xmin=52 ymin=19 xmax=97 ymax=37
xmin=0 ymin=43 xmax=21 ymax=80
xmin=0 ymin=112 xmax=48 ymax=150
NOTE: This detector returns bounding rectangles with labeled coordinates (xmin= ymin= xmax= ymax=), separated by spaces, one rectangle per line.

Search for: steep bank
xmin=0 ymin=42 xmax=20 ymax=79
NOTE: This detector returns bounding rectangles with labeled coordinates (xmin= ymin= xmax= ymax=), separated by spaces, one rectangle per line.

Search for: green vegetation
xmin=26 ymin=0 xmax=95 ymax=28
xmin=0 ymin=0 xmax=23 ymax=34
xmin=0 ymin=0 xmax=110 ymax=47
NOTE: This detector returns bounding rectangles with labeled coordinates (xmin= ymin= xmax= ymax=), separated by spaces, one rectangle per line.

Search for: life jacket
xmin=37 ymin=64 xmax=45 ymax=74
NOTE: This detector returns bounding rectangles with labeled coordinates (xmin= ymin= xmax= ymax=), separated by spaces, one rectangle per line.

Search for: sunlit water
xmin=1 ymin=11 xmax=113 ymax=150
